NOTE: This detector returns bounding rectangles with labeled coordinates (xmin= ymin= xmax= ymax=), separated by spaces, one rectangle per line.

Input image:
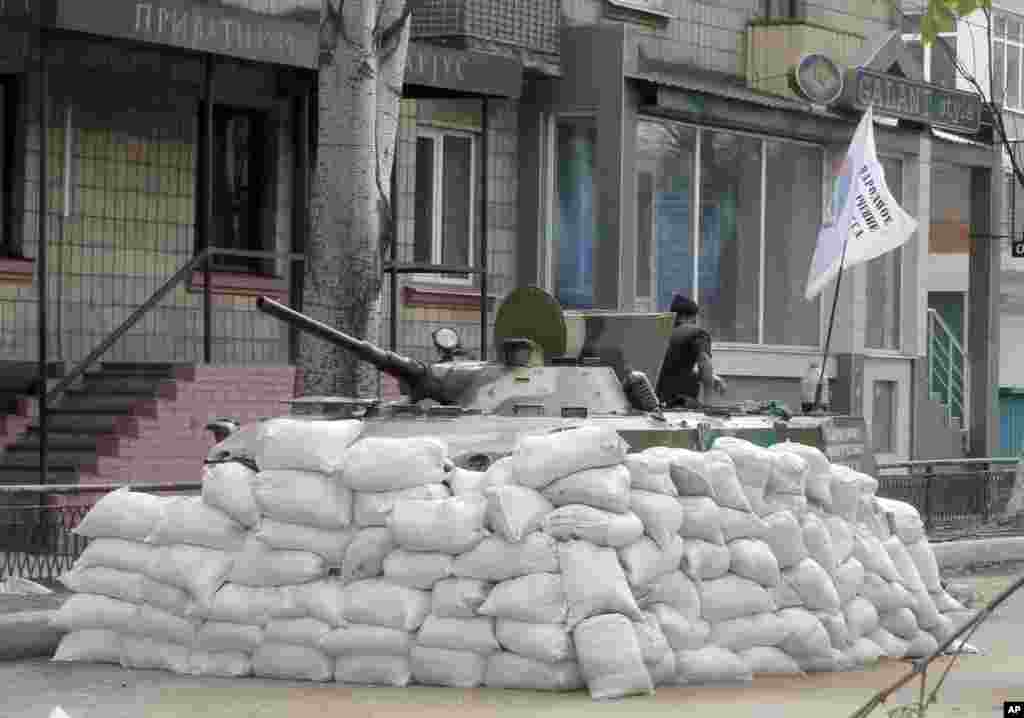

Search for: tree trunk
xmin=301 ymin=0 xmax=411 ymax=397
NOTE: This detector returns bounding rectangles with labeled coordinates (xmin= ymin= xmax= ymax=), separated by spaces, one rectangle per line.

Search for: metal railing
xmin=0 ymin=482 xmax=201 ymax=584
xmin=876 ymin=457 xmax=1021 ymax=538
xmin=927 ymin=308 xmax=969 ymax=430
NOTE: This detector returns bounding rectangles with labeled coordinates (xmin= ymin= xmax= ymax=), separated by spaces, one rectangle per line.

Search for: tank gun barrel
xmin=256 ymin=296 xmax=428 ymax=384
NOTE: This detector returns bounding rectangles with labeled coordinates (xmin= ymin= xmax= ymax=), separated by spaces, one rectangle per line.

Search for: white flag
xmin=805 ymin=105 xmax=918 ymax=301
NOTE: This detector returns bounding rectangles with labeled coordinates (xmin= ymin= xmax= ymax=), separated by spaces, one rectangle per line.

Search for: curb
xmin=932 ymin=537 xmax=1024 ymax=571
xmin=0 ymin=610 xmax=64 ymax=661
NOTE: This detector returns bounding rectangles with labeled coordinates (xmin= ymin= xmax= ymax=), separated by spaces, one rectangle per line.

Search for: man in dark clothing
xmin=656 ymin=294 xmax=726 ymax=408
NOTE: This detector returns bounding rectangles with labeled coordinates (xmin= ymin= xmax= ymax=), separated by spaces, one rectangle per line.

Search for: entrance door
xmin=927 ymin=291 xmax=966 ymax=419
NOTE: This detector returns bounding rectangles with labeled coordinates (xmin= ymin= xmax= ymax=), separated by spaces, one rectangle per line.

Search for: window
xmin=872 ymin=380 xmax=898 ymax=453
xmin=0 ymin=76 xmax=18 ymax=257
xmin=555 ymin=118 xmax=597 ymax=308
xmin=212 ymin=106 xmax=269 ymax=273
xmin=412 ymin=127 xmax=476 ymax=282
xmin=865 ymin=158 xmax=904 ymax=350
xmin=990 ymin=14 xmax=1024 ymax=109
xmin=634 ymin=118 xmax=822 ymax=347
xmin=902 ymin=15 xmax=958 ymax=90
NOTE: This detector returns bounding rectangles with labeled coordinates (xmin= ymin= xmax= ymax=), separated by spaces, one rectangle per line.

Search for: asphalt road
xmin=3 ymin=587 xmax=1024 ymax=718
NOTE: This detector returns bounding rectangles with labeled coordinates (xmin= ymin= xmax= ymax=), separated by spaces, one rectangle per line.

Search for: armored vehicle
xmin=221 ymin=288 xmax=871 ymax=475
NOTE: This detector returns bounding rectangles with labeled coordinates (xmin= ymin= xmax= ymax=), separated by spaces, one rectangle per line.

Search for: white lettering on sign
xmin=133 ymin=2 xmax=298 ymax=58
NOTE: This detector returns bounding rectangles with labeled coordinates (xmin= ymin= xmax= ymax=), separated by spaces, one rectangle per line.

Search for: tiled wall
xmin=1 ymin=36 xmax=295 ymax=365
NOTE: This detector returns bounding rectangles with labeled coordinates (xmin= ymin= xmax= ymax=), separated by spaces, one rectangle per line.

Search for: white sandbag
xmin=639 ymin=571 xmax=701 ymax=621
xmin=560 ymin=540 xmax=643 ymax=628
xmin=512 ymin=425 xmax=629 ymax=490
xmin=252 ymin=470 xmax=353 ymax=530
xmin=340 ymin=527 xmax=394 ymax=583
xmin=869 ymin=627 xmax=909 ymax=658
xmin=432 ymin=578 xmax=492 ymax=619
xmin=195 ymin=622 xmax=264 ymax=653
xmin=880 ymin=607 xmax=920 ymax=640
xmin=767 ymin=450 xmax=808 ymax=497
xmin=911 ymin=587 xmax=943 ymax=631
xmin=484 ymin=652 xmax=583 ymax=691
xmin=188 ymin=650 xmax=251 ymax=678
xmin=354 ymin=483 xmax=450 ymax=527
xmin=719 ymin=507 xmax=767 ymax=542
xmin=202 ymin=460 xmax=260 ymax=527
xmin=228 ymin=548 xmax=326 ymax=588
xmin=417 ymin=615 xmax=500 ymax=655
xmin=829 ymin=465 xmax=861 ymax=522
xmin=698 ymin=575 xmax=776 ymax=623
xmin=738 ymin=646 xmax=803 ymax=675
xmin=678 ymin=497 xmax=724 ymax=545
xmin=480 ymin=456 xmax=515 ymax=491
xmin=701 ymin=449 xmax=753 ymax=512
xmin=709 ymin=439 xmax=768 ymax=513
xmin=844 ymin=596 xmax=881 ymax=639
xmin=447 ymin=468 xmax=487 ymax=497
xmin=59 ymin=567 xmax=190 ymax=616
xmin=626 ymin=450 xmax=678 ymax=496
xmin=144 ymin=544 xmax=234 ymax=607
xmin=727 ymin=539 xmax=780 ymax=588
xmin=339 ymin=436 xmax=449 ymax=492
xmin=930 ymin=613 xmax=957 ymax=644
xmin=132 ymin=604 xmax=200 ymax=645
xmin=932 ymin=589 xmax=967 ymax=614
xmin=342 ymin=579 xmax=431 ymax=632
xmin=781 ymin=558 xmax=841 ymax=612
xmin=815 ymin=610 xmax=852 ymax=650
xmin=763 ymin=492 xmax=809 ymax=517
xmin=797 ymin=648 xmax=852 ymax=673
xmin=74 ymin=488 xmax=168 ymax=541
xmin=383 ymin=549 xmax=453 ymax=589
xmin=834 ymin=557 xmax=866 ymax=604
xmin=320 ymin=624 xmax=412 ymax=657
xmin=52 ymin=629 xmax=122 ymax=664
xmin=777 ymin=607 xmax=831 ymax=658
xmin=649 ymin=651 xmax=678 ymax=686
xmin=860 ymin=573 xmax=914 ymax=614
xmin=75 ymin=538 xmax=156 ymax=574
xmin=541 ymin=465 xmax=632 ymax=513
xmin=633 ymin=611 xmax=672 ymax=666
xmin=477 ymin=573 xmax=567 ymax=624
xmin=619 ymin=535 xmax=684 ymax=587
xmin=772 ymin=441 xmax=832 ymax=507
xmin=681 ymin=539 xmax=731 ymax=580
xmin=541 ymin=505 xmax=644 ymax=547
xmin=574 ymin=613 xmax=653 ymax=699
xmin=253 ymin=519 xmax=355 ymax=567
xmin=197 ymin=584 xmax=300 ymax=625
xmin=451 ymin=532 xmax=559 ymax=581
xmin=825 ymin=516 xmax=855 ymax=565
xmin=675 ymin=645 xmax=753 ymax=684
xmin=486 ymin=485 xmax=554 ymax=542
xmin=906 ymin=539 xmax=942 ymax=594
xmin=252 ymin=643 xmax=332 ymax=682
xmin=264 ymin=617 xmax=331 ymax=647
xmin=495 ymin=619 xmax=574 ymax=663
xmin=669 ymin=450 xmax=718 ymax=499
xmin=652 ymin=603 xmax=711 ymax=651
xmin=761 ymin=511 xmax=808 ymax=569
xmin=257 ymin=417 xmax=363 ymax=474
xmin=905 ymin=630 xmax=940 ymax=658
xmin=799 ymin=514 xmax=837 ymax=574
xmin=147 ymin=496 xmax=246 ymax=551
xmin=334 ymin=655 xmax=411 ymax=686
xmin=844 ymin=637 xmax=884 ymax=666
xmin=708 ymin=612 xmax=789 ymax=652
xmin=771 ymin=580 xmax=805 ymax=609
xmin=629 ymin=490 xmax=685 ymax=548
xmin=883 ymin=536 xmax=927 ymax=594
xmin=120 ymin=635 xmax=190 ymax=674
xmin=875 ymin=497 xmax=925 ymax=544
xmin=410 ymin=645 xmax=487 ymax=688
xmin=388 ymin=495 xmax=488 ymax=554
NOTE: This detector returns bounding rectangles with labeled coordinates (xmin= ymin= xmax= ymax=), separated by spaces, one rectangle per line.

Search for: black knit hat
xmin=670 ymin=294 xmax=699 ymax=318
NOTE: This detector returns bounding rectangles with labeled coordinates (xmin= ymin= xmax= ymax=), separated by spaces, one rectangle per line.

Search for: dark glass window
xmin=212 ymin=106 xmax=268 ymax=272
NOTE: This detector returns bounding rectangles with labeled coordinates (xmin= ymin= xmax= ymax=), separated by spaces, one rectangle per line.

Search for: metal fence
xmin=876 ymin=457 xmax=1021 ymax=539
xmin=0 ymin=482 xmax=199 ymax=585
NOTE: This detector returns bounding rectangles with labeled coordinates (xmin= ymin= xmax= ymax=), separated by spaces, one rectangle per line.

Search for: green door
xmin=927 ymin=292 xmax=966 ymax=420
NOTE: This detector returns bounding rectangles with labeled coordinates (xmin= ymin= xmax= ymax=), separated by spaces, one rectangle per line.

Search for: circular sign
xmin=790 ymin=53 xmax=844 ymax=106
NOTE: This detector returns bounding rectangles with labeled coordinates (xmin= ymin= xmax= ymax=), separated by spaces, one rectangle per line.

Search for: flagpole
xmin=814 ymin=238 xmax=849 ymax=410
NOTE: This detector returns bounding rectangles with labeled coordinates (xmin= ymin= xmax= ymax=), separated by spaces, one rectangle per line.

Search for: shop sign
xmin=839 ymin=68 xmax=981 ymax=134
xmin=54 ymin=0 xmax=318 ymax=68
xmin=405 ymin=42 xmax=522 ymax=99
xmin=1013 ymin=233 xmax=1024 ymax=259
xmin=820 ymin=417 xmax=870 ymax=473
xmin=790 ymin=53 xmax=844 ymax=106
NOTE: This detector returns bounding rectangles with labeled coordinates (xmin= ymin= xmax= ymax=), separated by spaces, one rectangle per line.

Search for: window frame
xmin=0 ymin=74 xmax=24 ymax=259
xmin=622 ymin=116 xmax=825 ymax=349
xmin=900 ymin=21 xmax=959 ymax=90
xmin=411 ymin=124 xmax=478 ymax=286
xmin=863 ymin=154 xmax=907 ymax=354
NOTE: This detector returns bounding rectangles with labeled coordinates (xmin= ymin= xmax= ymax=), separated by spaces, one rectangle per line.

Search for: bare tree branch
xmin=375 ymin=1 xmax=414 ymax=57
xmin=319 ymin=0 xmax=356 ymax=66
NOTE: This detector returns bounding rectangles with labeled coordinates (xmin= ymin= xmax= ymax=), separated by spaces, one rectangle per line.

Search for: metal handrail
xmin=927 ymin=308 xmax=966 ymax=356
xmin=877 ymin=457 xmax=1019 ymax=471
xmin=926 ymin=308 xmax=969 ymax=424
xmin=0 ymin=482 xmax=203 ymax=494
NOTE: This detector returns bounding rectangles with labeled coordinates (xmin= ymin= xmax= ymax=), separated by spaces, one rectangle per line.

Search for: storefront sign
xmin=54 ymin=0 xmax=318 ymax=68
xmin=839 ymin=68 xmax=981 ymax=134
xmin=790 ymin=53 xmax=844 ymax=105
xmin=405 ymin=42 xmax=522 ymax=99
xmin=820 ymin=417 xmax=869 ymax=473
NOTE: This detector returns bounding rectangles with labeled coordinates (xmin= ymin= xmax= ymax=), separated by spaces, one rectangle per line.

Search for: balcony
xmin=411 ymin=0 xmax=560 ymax=56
